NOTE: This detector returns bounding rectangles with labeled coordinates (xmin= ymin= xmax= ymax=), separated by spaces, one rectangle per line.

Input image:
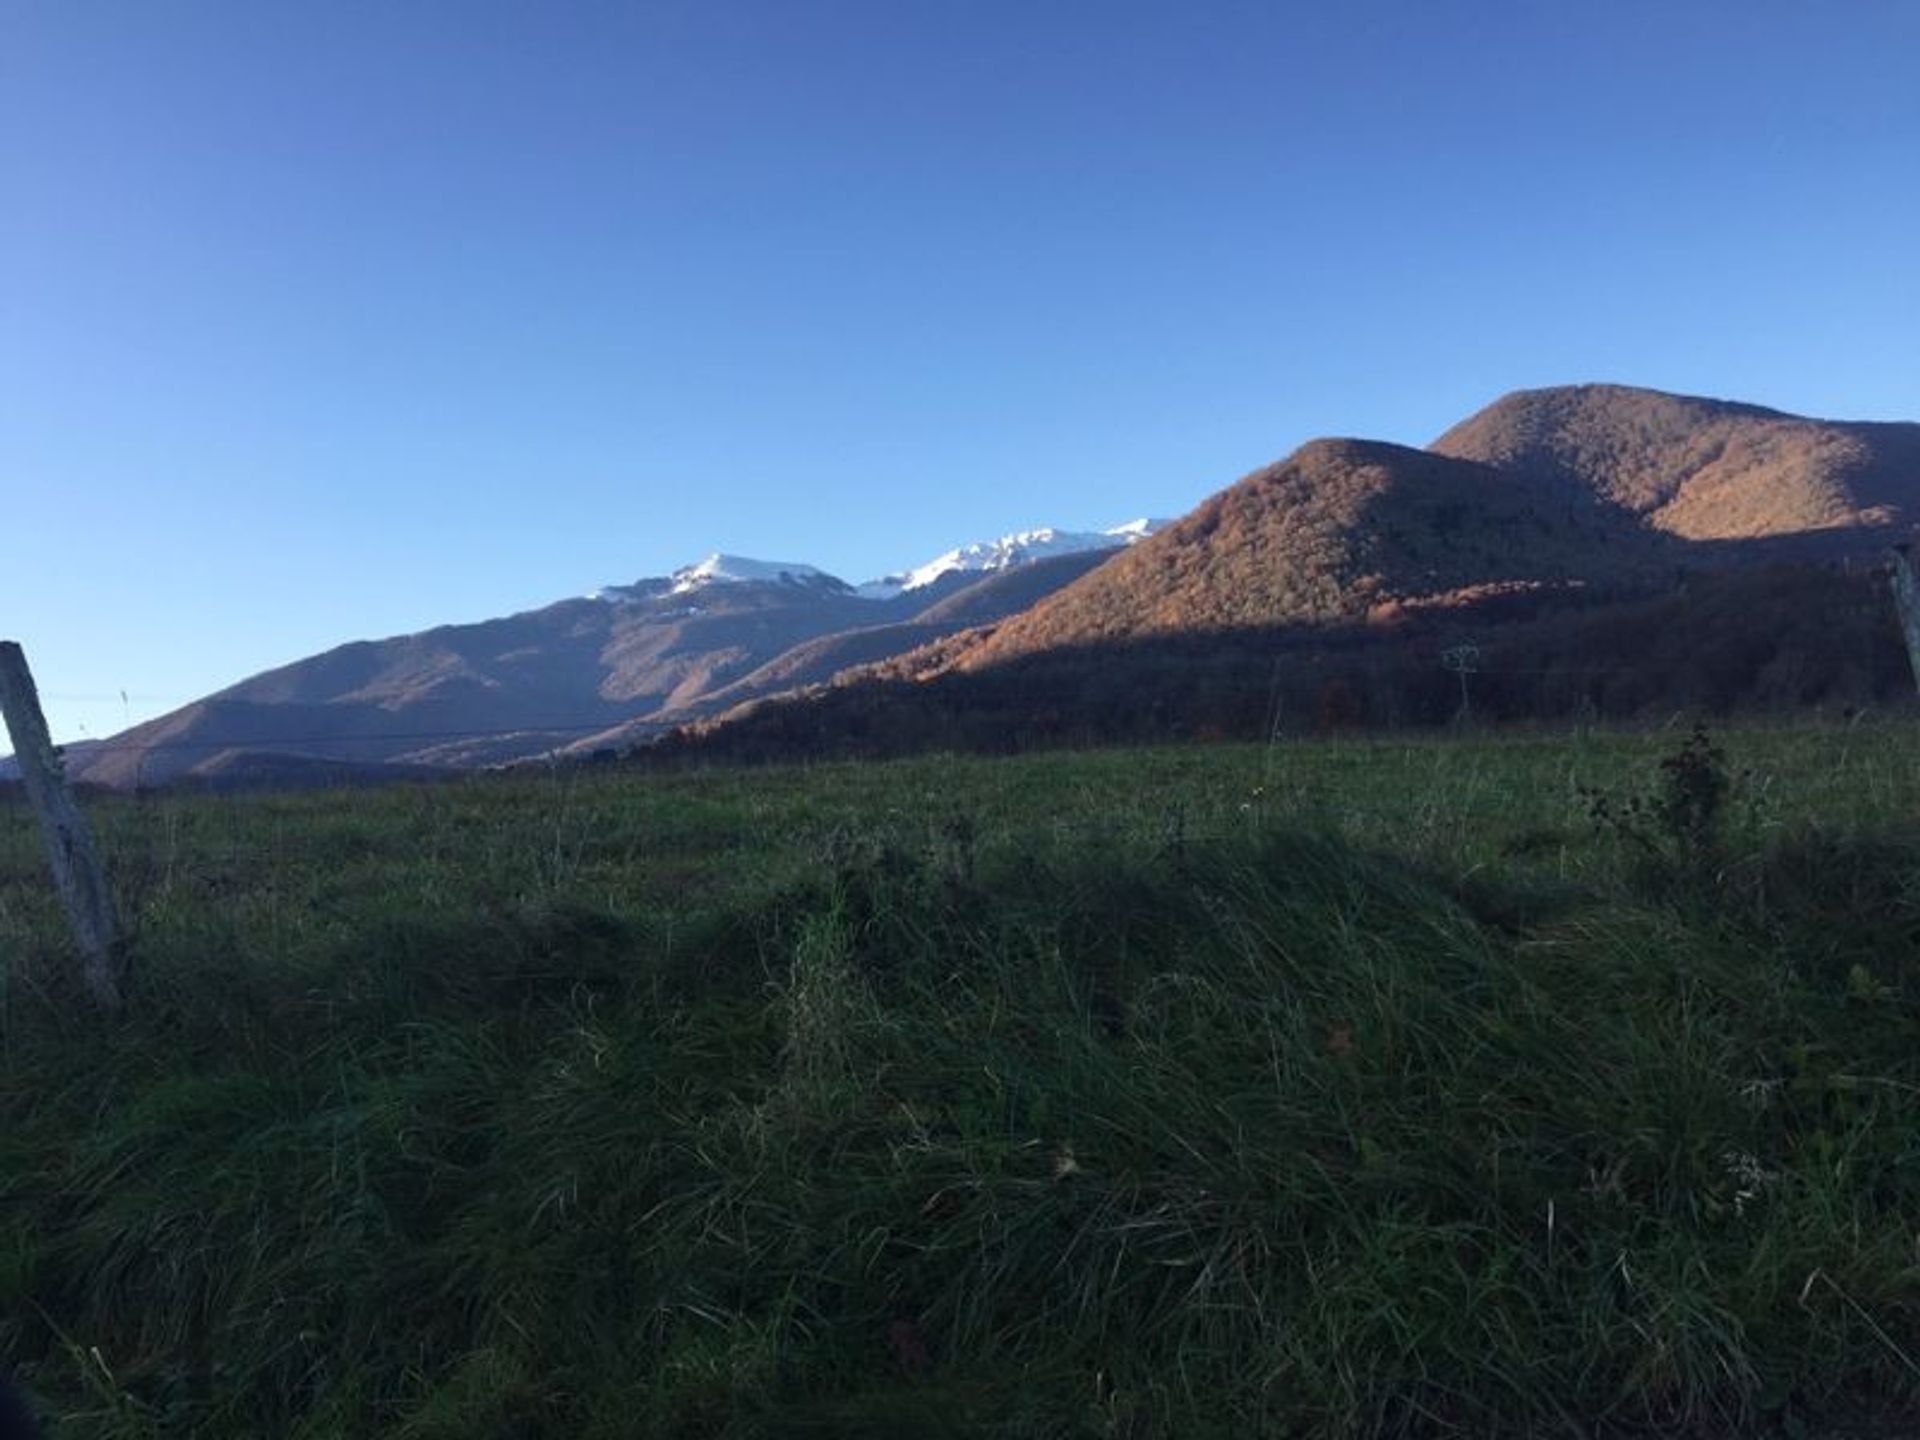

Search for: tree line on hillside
xmin=640 ymin=564 xmax=1914 ymax=764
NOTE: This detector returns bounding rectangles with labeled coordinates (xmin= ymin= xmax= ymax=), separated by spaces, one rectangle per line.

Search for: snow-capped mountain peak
xmin=668 ymin=553 xmax=843 ymax=595
xmin=588 ymin=525 xmax=1166 ymax=605
xmin=856 ymin=520 xmax=1167 ymax=599
xmin=589 ymin=554 xmax=848 ymax=603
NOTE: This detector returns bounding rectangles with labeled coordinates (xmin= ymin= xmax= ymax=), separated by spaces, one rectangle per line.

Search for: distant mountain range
xmin=49 ymin=524 xmax=1164 ymax=788
xmin=38 ymin=383 xmax=1920 ymax=788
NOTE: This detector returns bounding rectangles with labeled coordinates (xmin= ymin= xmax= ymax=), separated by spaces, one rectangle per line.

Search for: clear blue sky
xmin=4 ymin=1 xmax=1917 ymax=746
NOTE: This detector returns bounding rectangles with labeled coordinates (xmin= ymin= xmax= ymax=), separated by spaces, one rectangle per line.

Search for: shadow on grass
xmin=4 ymin=820 xmax=1919 ymax=1437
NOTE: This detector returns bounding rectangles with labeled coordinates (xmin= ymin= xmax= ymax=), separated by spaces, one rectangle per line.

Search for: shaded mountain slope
xmin=178 ymin=749 xmax=452 ymax=791
xmin=555 ymin=554 xmax=1128 ymax=754
xmin=63 ymin=552 xmax=1124 ymax=788
xmin=907 ymin=550 xmax=1120 ymax=625
xmin=655 ymin=562 xmax=1913 ymax=766
xmin=559 ymin=621 xmax=961 ymax=756
xmin=589 ymin=586 xmax=898 ymax=712
xmin=71 ymin=599 xmax=642 ymax=788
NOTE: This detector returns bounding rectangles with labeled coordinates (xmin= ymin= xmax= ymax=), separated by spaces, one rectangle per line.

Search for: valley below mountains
xmin=48 ymin=384 xmax=1920 ymax=788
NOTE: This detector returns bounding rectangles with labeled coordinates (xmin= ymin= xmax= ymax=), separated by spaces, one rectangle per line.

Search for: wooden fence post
xmin=0 ymin=641 xmax=123 ymax=1010
xmin=1890 ymin=546 xmax=1920 ymax=700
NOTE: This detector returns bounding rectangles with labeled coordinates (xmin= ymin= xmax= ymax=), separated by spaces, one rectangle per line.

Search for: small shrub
xmin=1581 ymin=722 xmax=1733 ymax=884
xmin=1652 ymin=722 xmax=1731 ymax=858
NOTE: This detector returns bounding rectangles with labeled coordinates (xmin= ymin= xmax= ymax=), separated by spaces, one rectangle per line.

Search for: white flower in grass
xmin=1721 ymin=1148 xmax=1777 ymax=1216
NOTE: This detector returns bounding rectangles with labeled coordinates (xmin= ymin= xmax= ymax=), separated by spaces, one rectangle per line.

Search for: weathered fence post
xmin=1889 ymin=546 xmax=1920 ymax=701
xmin=0 ymin=641 xmax=123 ymax=1010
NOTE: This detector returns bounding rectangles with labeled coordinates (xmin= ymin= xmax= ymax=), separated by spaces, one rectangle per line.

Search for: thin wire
xmin=56 ymin=720 xmax=647 ymax=756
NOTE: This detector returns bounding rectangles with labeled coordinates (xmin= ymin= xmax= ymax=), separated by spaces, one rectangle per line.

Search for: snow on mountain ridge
xmin=588 ymin=554 xmax=847 ymax=602
xmin=588 ymin=525 xmax=1166 ymax=605
xmin=669 ymin=553 xmax=843 ymax=595
xmin=855 ymin=520 xmax=1167 ymax=599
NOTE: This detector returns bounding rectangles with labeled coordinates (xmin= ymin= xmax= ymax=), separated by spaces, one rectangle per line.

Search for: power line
xmin=54 ymin=720 xmax=653 ymax=757
xmin=41 ymin=693 xmax=192 ymax=703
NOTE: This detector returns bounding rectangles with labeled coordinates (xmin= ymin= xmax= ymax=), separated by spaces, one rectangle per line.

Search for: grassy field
xmin=3 ymin=722 xmax=1919 ymax=1436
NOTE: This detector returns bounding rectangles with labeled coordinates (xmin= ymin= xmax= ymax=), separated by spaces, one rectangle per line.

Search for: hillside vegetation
xmin=1431 ymin=384 xmax=1920 ymax=538
xmin=878 ymin=386 xmax=1920 ymax=686
xmin=669 ymin=562 xmax=1912 ymax=765
xmin=934 ymin=438 xmax=1664 ymax=671
xmin=5 ymin=725 xmax=1920 ymax=1436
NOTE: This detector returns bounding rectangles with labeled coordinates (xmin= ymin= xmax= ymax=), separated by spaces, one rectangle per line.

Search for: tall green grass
xmin=2 ymin=724 xmax=1918 ymax=1435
